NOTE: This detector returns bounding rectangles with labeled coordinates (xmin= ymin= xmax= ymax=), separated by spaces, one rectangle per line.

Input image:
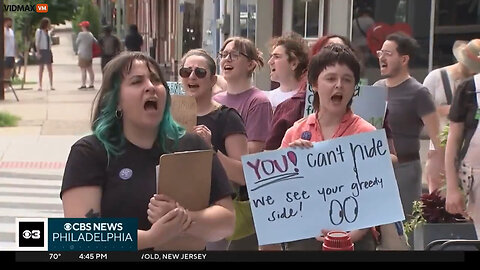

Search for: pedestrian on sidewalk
xmin=125 ymin=24 xmax=143 ymax=52
xmin=61 ymin=52 xmax=235 ymax=250
xmin=98 ymin=25 xmax=120 ymax=72
xmin=76 ymin=21 xmax=96 ymax=89
xmin=3 ymin=17 xmax=16 ymax=88
xmin=35 ymin=17 xmax=54 ymax=91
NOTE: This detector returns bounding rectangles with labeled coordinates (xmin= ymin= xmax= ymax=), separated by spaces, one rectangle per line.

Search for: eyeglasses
xmin=376 ymin=50 xmax=394 ymax=58
xmin=218 ymin=51 xmax=249 ymax=61
xmin=179 ymin=67 xmax=208 ymax=79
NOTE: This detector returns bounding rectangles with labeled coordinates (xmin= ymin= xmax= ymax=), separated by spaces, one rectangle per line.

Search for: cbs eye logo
xmin=19 ymin=222 xmax=44 ymax=247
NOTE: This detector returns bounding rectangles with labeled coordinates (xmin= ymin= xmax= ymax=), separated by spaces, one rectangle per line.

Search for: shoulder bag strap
xmin=440 ymin=69 xmax=453 ymax=105
xmin=356 ymin=17 xmax=368 ymax=38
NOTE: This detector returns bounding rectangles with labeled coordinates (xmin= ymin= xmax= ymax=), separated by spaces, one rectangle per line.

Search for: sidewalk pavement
xmin=0 ymin=23 xmax=102 ymax=176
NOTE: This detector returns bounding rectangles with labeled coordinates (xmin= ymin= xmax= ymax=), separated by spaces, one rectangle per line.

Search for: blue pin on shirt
xmin=301 ymin=131 xmax=312 ymax=140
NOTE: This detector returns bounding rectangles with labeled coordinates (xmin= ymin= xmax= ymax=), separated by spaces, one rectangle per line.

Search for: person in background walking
xmin=3 ymin=17 xmax=15 ymax=90
xmin=98 ymin=25 xmax=121 ymax=72
xmin=76 ymin=21 xmax=96 ymax=89
xmin=35 ymin=17 xmax=54 ymax=91
xmin=125 ymin=24 xmax=143 ymax=52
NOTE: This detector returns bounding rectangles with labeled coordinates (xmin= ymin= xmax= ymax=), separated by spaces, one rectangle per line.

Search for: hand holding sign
xmin=241 ymin=130 xmax=404 ymax=245
xmin=170 ymin=95 xmax=197 ymax=132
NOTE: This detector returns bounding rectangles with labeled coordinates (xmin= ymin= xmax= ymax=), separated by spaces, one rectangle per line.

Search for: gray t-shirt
xmin=374 ymin=78 xmax=435 ymax=158
xmin=76 ymin=31 xmax=97 ymax=59
xmin=213 ymin=87 xmax=272 ymax=142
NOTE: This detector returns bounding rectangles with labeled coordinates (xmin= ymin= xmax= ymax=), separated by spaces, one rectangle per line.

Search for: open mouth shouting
xmin=143 ymin=97 xmax=158 ymax=112
xmin=330 ymin=92 xmax=344 ymax=105
xmin=223 ymin=64 xmax=234 ymax=72
xmin=187 ymin=83 xmax=200 ymax=90
xmin=380 ymin=60 xmax=388 ymax=72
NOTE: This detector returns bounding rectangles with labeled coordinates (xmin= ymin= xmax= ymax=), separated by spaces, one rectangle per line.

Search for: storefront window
xmin=292 ymin=0 xmax=320 ymax=38
xmin=240 ymin=0 xmax=256 ymax=42
xmin=437 ymin=0 xmax=480 ymax=26
xmin=182 ymin=0 xmax=204 ymax=55
xmin=433 ymin=0 xmax=480 ymax=68
xmin=352 ymin=0 xmax=432 ymax=84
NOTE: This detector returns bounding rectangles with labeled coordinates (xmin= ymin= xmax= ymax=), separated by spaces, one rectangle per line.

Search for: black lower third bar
xmin=13 ymin=251 xmax=471 ymax=262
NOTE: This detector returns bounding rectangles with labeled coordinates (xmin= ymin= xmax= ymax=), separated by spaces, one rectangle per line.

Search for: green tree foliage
xmin=72 ymin=0 xmax=101 ymax=38
xmin=0 ymin=111 xmax=21 ymax=127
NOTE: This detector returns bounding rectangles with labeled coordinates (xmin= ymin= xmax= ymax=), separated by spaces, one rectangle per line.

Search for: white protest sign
xmin=241 ymin=130 xmax=404 ymax=245
xmin=303 ymin=84 xmax=315 ymax=117
xmin=351 ymin=86 xmax=387 ymax=129
xmin=303 ymin=84 xmax=387 ymax=129
xmin=167 ymin=81 xmax=185 ymax=95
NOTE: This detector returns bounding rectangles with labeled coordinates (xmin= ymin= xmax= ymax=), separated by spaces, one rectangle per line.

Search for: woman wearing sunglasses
xmin=179 ymin=49 xmax=249 ymax=250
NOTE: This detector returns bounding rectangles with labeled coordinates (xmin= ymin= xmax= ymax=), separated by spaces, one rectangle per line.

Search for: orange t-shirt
xmin=281 ymin=110 xmax=376 ymax=148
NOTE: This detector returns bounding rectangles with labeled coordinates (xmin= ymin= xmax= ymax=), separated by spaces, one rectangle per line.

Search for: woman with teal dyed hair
xmin=61 ymin=52 xmax=235 ymax=250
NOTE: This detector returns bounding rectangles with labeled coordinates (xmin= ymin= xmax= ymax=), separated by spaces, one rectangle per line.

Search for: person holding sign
xmin=280 ymin=44 xmax=377 ymax=250
xmin=61 ymin=52 xmax=235 ymax=250
xmin=179 ymin=49 xmax=249 ymax=249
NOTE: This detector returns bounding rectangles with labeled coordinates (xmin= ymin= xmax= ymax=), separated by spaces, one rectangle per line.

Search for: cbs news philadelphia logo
xmin=16 ymin=218 xmax=48 ymax=251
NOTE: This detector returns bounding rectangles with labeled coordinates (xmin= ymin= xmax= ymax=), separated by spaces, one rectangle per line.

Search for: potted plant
xmin=404 ymin=190 xmax=477 ymax=250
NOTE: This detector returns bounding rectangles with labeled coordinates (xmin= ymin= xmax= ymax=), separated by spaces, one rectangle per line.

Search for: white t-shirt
xmin=35 ymin=29 xmax=52 ymax=50
xmin=264 ymin=87 xmax=298 ymax=111
xmin=423 ymin=68 xmax=461 ymax=150
xmin=4 ymin=27 xmax=15 ymax=57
